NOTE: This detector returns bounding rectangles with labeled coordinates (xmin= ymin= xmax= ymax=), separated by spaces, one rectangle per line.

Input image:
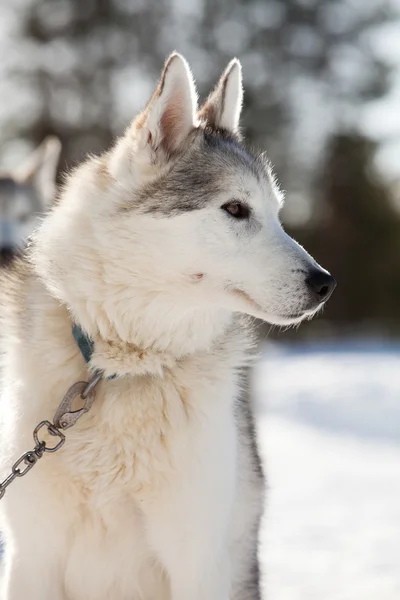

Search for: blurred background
xmin=1 ymin=0 xmax=400 ymax=598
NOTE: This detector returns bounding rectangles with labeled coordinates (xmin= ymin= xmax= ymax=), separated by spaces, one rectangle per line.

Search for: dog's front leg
xmin=2 ymin=551 xmax=66 ymax=600
xmin=1 ymin=480 xmax=68 ymax=600
xmin=143 ymin=428 xmax=236 ymax=600
xmin=145 ymin=485 xmax=232 ymax=600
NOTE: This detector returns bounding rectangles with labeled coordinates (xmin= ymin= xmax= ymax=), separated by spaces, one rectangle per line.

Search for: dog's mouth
xmin=230 ymin=288 xmax=264 ymax=313
xmin=230 ymin=288 xmax=304 ymax=321
xmin=229 ymin=288 xmax=324 ymax=324
xmin=276 ymin=302 xmax=324 ymax=323
xmin=281 ymin=311 xmax=307 ymax=320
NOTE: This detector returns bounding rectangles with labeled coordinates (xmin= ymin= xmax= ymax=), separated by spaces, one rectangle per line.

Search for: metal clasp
xmin=33 ymin=421 xmax=65 ymax=452
xmin=0 ymin=371 xmax=103 ymax=501
xmin=53 ymin=371 xmax=103 ymax=430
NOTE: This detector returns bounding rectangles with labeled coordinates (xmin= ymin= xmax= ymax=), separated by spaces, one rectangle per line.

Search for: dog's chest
xmin=60 ymin=369 xmax=235 ymax=501
xmin=54 ymin=368 xmax=237 ymax=599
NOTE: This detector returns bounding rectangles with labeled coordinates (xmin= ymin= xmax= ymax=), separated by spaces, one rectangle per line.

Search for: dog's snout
xmin=305 ymin=268 xmax=336 ymax=303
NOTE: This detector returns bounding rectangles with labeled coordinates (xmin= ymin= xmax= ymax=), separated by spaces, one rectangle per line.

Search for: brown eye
xmin=221 ymin=201 xmax=250 ymax=220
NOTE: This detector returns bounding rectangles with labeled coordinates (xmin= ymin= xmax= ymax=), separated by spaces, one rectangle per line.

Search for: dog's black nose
xmin=306 ymin=268 xmax=336 ymax=302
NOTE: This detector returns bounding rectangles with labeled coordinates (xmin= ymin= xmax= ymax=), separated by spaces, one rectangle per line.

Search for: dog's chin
xmin=229 ymin=289 xmax=323 ymax=326
xmin=265 ymin=311 xmax=311 ymax=326
xmin=267 ymin=304 xmax=324 ymax=326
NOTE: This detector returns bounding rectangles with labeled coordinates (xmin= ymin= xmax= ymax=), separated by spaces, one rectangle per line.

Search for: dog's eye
xmin=221 ymin=201 xmax=250 ymax=220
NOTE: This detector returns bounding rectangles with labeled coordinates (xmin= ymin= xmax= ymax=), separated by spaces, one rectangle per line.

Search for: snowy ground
xmin=255 ymin=341 xmax=400 ymax=600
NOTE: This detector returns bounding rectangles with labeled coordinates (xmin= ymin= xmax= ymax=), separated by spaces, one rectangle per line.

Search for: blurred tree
xmin=289 ymin=132 xmax=400 ymax=335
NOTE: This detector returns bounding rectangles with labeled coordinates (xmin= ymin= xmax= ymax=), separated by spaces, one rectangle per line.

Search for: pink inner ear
xmin=160 ymin=87 xmax=187 ymax=153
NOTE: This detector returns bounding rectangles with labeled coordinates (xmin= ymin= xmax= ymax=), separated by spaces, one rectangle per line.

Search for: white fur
xmin=199 ymin=59 xmax=243 ymax=134
xmin=109 ymin=54 xmax=197 ymax=192
xmin=0 ymin=53 xmax=331 ymax=600
xmin=143 ymin=52 xmax=198 ymax=152
xmin=0 ymin=278 xmax=255 ymax=600
xmin=218 ymin=59 xmax=243 ymax=132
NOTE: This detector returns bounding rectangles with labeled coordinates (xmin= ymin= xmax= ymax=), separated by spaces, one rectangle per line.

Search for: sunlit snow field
xmin=255 ymin=342 xmax=400 ymax=600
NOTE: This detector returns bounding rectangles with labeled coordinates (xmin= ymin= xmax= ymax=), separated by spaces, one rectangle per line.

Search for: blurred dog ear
xmin=13 ymin=136 xmax=62 ymax=207
xmin=132 ymin=52 xmax=198 ymax=160
xmin=198 ymin=59 xmax=243 ymax=135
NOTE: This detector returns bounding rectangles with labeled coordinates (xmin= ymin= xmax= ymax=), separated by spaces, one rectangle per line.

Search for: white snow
xmin=255 ymin=342 xmax=400 ymax=600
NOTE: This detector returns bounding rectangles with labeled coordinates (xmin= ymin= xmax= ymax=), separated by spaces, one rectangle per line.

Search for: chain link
xmin=0 ymin=372 xmax=102 ymax=501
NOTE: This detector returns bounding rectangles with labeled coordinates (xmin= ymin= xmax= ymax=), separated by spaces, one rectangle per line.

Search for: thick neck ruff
xmin=72 ymin=323 xmax=178 ymax=379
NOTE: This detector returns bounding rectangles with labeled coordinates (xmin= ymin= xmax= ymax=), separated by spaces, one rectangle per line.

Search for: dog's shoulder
xmin=0 ymin=254 xmax=43 ymax=345
xmin=0 ymin=255 xmax=29 ymax=316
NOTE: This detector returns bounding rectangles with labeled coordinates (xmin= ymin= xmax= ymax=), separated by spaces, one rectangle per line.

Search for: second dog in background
xmin=0 ymin=137 xmax=61 ymax=266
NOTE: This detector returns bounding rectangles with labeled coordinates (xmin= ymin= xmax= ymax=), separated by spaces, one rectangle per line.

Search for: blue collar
xmin=72 ymin=324 xmax=117 ymax=380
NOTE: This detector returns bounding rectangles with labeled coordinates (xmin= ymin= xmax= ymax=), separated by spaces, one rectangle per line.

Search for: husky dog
xmin=0 ymin=54 xmax=335 ymax=600
xmin=0 ymin=137 xmax=61 ymax=266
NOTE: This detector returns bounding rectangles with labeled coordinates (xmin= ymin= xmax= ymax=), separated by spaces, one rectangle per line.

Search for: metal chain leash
xmin=0 ymin=371 xmax=103 ymax=501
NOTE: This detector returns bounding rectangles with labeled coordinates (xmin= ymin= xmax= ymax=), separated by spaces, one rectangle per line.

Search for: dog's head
xmin=0 ymin=137 xmax=61 ymax=266
xmin=34 ymin=54 xmax=335 ymax=351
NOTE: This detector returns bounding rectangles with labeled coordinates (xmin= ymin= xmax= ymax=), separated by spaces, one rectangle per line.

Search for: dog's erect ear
xmin=134 ymin=53 xmax=197 ymax=157
xmin=13 ymin=136 xmax=61 ymax=207
xmin=199 ymin=59 xmax=243 ymax=134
